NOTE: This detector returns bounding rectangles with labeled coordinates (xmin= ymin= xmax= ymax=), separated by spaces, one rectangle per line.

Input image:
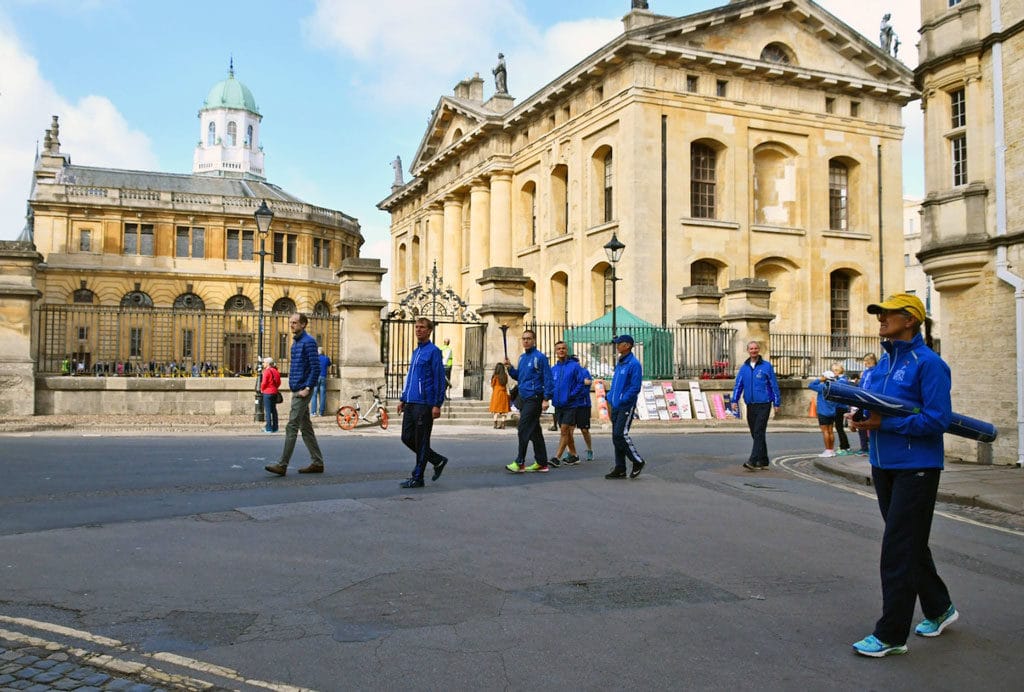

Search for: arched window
xmin=313 ymin=300 xmax=331 ymax=317
xmin=520 ymin=181 xmax=537 ymax=247
xmin=73 ymin=288 xmax=96 ymax=304
xmin=829 ymin=160 xmax=849 ymax=231
xmin=830 ymin=271 xmax=851 ymax=349
xmin=173 ymin=292 xmax=206 ymax=310
xmin=120 ymin=290 xmax=153 ymax=308
xmin=224 ymin=294 xmax=254 ymax=311
xmin=226 ymin=121 xmax=237 ymax=146
xmin=691 ymin=143 xmax=718 ymax=219
xmin=690 ymin=260 xmax=719 ymax=288
xmin=551 ymin=272 xmax=569 ymax=323
xmin=272 ymin=297 xmax=297 ymax=314
xmin=398 ymin=242 xmax=408 ymax=288
xmin=245 ymin=125 xmax=253 ymax=148
xmin=207 ymin=122 xmax=216 ymax=146
xmin=602 ymin=150 xmax=614 ymax=223
xmin=760 ymin=43 xmax=794 ymax=64
xmin=551 ymin=164 xmax=569 ymax=236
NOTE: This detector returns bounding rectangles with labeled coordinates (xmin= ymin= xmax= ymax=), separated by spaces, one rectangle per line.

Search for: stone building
xmin=916 ymin=0 xmax=1023 ymax=465
xmin=379 ymin=0 xmax=916 ymax=379
xmin=902 ymin=197 xmax=940 ymax=338
xmin=23 ymin=65 xmax=362 ymax=374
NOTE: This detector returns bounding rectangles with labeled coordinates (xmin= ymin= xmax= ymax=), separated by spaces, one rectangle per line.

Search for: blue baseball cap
xmin=612 ymin=334 xmax=634 ymax=345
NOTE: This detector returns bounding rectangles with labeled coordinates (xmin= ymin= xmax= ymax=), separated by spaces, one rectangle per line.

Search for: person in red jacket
xmin=260 ymin=357 xmax=281 ymax=433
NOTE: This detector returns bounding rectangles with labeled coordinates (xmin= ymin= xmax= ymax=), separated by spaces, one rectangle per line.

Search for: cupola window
xmin=227 ymin=121 xmax=237 ymax=147
xmin=207 ymin=122 xmax=216 ymax=146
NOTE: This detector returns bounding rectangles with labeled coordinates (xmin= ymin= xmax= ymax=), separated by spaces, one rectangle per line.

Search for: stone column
xmin=427 ymin=204 xmax=444 ymax=282
xmin=476 ymin=267 xmax=530 ymax=401
xmin=720 ymin=278 xmax=776 ymax=372
xmin=442 ymin=195 xmax=463 ymax=293
xmin=0 ymin=241 xmax=43 ymax=416
xmin=468 ymin=180 xmax=491 ymax=305
xmin=335 ymin=258 xmax=387 ymax=405
xmin=489 ymin=170 xmax=513 ymax=267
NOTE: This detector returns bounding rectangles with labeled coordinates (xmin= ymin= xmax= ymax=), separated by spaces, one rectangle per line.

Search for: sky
xmin=0 ymin=0 xmax=922 ymax=274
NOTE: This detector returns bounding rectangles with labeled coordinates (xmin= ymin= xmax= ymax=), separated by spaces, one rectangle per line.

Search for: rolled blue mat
xmin=823 ymin=380 xmax=997 ymax=443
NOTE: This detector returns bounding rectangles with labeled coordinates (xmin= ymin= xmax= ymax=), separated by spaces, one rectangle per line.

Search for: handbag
xmin=509 ymin=384 xmax=519 ymax=404
xmin=274 ymin=392 xmax=284 ymax=404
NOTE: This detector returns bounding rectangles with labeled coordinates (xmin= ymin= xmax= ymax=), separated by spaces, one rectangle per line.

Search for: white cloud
xmin=0 ymin=12 xmax=158 ymax=240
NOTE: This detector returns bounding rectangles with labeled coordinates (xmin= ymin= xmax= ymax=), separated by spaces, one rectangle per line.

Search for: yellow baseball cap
xmin=867 ymin=293 xmax=926 ymax=322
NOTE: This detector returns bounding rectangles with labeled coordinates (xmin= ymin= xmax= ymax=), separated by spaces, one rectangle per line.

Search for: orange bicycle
xmin=336 ymin=385 xmax=389 ymax=430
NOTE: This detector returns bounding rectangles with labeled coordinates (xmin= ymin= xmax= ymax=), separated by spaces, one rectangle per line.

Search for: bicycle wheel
xmin=378 ymin=407 xmax=389 ymax=430
xmin=336 ymin=405 xmax=358 ymax=430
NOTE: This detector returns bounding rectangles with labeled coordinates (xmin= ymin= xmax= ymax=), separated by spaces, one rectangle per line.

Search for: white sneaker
xmin=818 ymin=449 xmax=836 ymax=457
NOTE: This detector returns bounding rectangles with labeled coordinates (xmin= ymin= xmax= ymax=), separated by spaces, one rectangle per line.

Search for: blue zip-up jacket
xmin=808 ymin=378 xmax=837 ymax=417
xmin=288 ymin=331 xmax=320 ymax=392
xmin=551 ymin=356 xmax=589 ymax=409
xmin=608 ymin=352 xmax=642 ymax=410
xmin=400 ymin=340 xmax=446 ymax=408
xmin=866 ymin=334 xmax=951 ymax=470
xmin=731 ymin=357 xmax=781 ymax=407
xmin=508 ymin=347 xmax=553 ymax=400
xmin=579 ymin=366 xmax=594 ymax=408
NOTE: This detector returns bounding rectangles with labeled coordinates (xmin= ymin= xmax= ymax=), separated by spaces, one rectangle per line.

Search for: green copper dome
xmin=201 ymin=64 xmax=259 ymax=114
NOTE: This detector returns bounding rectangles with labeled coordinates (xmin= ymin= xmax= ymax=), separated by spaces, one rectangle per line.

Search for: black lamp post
xmin=603 ymin=232 xmax=625 ymax=337
xmin=253 ymin=200 xmax=274 ymax=422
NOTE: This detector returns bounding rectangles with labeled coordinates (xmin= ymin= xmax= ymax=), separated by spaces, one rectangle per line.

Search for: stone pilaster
xmin=720 ymin=278 xmax=776 ymax=367
xmin=489 ymin=171 xmax=513 ymax=267
xmin=335 ymin=258 xmax=387 ymax=404
xmin=476 ymin=267 xmax=530 ymax=400
xmin=675 ymin=285 xmax=724 ymax=327
xmin=0 ymin=241 xmax=43 ymax=416
xmin=427 ymin=204 xmax=445 ymax=281
xmin=468 ymin=180 xmax=491 ymax=305
xmin=442 ymin=195 xmax=463 ymax=295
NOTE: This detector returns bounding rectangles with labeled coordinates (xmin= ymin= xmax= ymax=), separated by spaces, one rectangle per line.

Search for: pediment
xmin=410 ymin=97 xmax=495 ymax=174
xmin=634 ymin=0 xmax=912 ymax=88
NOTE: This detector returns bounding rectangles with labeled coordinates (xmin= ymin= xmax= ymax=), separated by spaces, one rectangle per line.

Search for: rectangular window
xmin=277 ymin=333 xmax=289 ymax=362
xmin=313 ymin=238 xmax=331 ymax=268
xmin=952 ymin=135 xmax=967 ymax=185
xmin=603 ymin=155 xmax=614 ymax=223
xmin=690 ymin=144 xmax=717 ymax=219
xmin=904 ymin=253 xmax=911 ymax=267
xmin=273 ymin=233 xmax=297 ymax=263
xmin=948 ymin=0 xmax=961 ymax=6
xmin=226 ymin=229 xmax=255 ymax=260
xmin=850 ymin=101 xmax=860 ymax=117
xmin=77 ymin=326 xmax=88 ymax=341
xmin=123 ymin=223 xmax=154 ymax=256
xmin=175 ymin=226 xmax=205 ymax=258
xmin=686 ymin=75 xmax=698 ymax=93
xmin=79 ymin=229 xmax=92 ymax=252
xmin=130 ymin=327 xmax=144 ymax=358
xmin=594 ymin=85 xmax=604 ymax=102
xmin=950 ymin=88 xmax=966 ymax=128
xmin=830 ymin=274 xmax=850 ymax=349
xmin=716 ymin=80 xmax=728 ymax=97
xmin=825 ymin=97 xmax=835 ymax=114
xmin=828 ymin=163 xmax=849 ymax=231
xmin=182 ymin=329 xmax=194 ymax=359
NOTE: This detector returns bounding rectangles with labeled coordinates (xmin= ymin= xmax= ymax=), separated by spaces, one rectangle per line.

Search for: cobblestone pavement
xmin=1 ymin=637 xmax=169 ymax=692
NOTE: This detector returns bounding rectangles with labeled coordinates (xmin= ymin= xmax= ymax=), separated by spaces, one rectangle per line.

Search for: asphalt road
xmin=1 ymin=429 xmax=1022 ymax=691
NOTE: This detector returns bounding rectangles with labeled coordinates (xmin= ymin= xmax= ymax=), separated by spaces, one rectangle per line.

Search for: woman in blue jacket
xmin=849 ymin=293 xmax=957 ymax=657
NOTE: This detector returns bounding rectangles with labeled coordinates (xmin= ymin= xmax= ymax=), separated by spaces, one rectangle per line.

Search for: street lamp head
xmin=254 ymin=200 xmax=274 ymax=236
xmin=603 ymin=233 xmax=625 ymax=264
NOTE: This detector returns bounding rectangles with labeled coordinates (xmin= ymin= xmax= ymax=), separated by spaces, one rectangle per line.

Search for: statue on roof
xmin=879 ymin=13 xmax=899 ymax=57
xmin=492 ymin=53 xmax=508 ymax=95
xmin=391 ymin=155 xmax=404 ymax=188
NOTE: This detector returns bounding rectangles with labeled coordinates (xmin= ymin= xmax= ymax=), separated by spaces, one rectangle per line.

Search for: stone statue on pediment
xmin=493 ymin=53 xmax=508 ymax=95
xmin=879 ymin=13 xmax=899 ymax=57
xmin=391 ymin=155 xmax=404 ymax=188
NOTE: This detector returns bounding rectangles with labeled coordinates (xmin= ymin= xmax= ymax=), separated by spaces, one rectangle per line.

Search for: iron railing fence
xmin=524 ymin=322 xmax=737 ymax=380
xmin=769 ymin=332 xmax=882 ymax=380
xmin=35 ymin=304 xmax=340 ymax=377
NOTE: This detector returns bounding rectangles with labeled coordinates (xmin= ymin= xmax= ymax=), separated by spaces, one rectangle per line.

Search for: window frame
xmin=690 ymin=143 xmax=718 ymax=220
xmin=175 ymin=226 xmax=205 ymax=259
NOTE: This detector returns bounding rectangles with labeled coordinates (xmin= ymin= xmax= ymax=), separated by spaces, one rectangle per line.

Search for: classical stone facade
xmin=916 ymin=0 xmax=1023 ymax=465
xmin=902 ymin=197 xmax=940 ymax=338
xmin=380 ymin=0 xmax=915 ymax=362
xmin=23 ymin=68 xmax=363 ymax=374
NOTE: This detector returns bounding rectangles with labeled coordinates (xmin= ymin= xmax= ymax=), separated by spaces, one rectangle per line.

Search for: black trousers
xmin=401 ymin=403 xmax=442 ymax=480
xmin=834 ymin=411 xmax=850 ymax=450
xmin=871 ymin=466 xmax=952 ymax=645
xmin=516 ymin=395 xmax=548 ymax=464
xmin=745 ymin=402 xmax=771 ymax=466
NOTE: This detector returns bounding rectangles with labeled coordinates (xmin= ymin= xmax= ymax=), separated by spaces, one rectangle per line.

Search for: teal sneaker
xmin=915 ymin=604 xmax=958 ymax=637
xmin=852 ymin=634 xmax=907 ymax=657
xmin=837 ymin=449 xmax=854 ymax=456
xmin=585 ymin=449 xmax=594 ymax=462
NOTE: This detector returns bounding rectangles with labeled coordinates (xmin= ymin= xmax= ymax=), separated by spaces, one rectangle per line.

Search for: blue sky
xmin=0 ymin=0 xmax=922 ymax=266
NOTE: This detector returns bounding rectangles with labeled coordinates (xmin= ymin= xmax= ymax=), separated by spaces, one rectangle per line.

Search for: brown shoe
xmin=265 ymin=464 xmax=287 ymax=476
xmin=298 ymin=464 xmax=324 ymax=474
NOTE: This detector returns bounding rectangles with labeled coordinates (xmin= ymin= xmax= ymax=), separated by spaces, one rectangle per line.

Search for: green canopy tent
xmin=561 ymin=307 xmax=674 ymax=380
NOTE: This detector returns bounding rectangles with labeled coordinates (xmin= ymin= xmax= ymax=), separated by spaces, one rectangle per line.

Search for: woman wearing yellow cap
xmin=849 ymin=293 xmax=957 ymax=657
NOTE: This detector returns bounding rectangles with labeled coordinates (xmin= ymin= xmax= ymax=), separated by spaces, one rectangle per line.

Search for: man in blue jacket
xmin=606 ymin=334 xmax=645 ymax=479
xmin=504 ymin=329 xmax=553 ymax=473
xmin=730 ymin=341 xmax=781 ymax=470
xmin=549 ymin=341 xmax=588 ymax=466
xmin=397 ymin=318 xmax=449 ymax=488
xmin=265 ymin=313 xmax=325 ymax=476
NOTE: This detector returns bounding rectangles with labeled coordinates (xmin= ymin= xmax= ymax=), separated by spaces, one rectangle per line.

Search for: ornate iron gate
xmin=382 ymin=262 xmax=485 ymax=400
